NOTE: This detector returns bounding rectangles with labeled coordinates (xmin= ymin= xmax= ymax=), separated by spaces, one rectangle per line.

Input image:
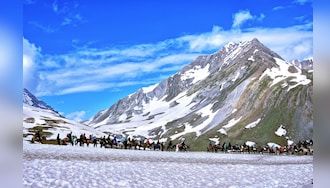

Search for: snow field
xmin=23 ymin=144 xmax=313 ymax=188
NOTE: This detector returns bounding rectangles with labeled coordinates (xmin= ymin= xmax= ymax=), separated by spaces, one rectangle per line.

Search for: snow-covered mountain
xmin=23 ymin=88 xmax=57 ymax=112
xmin=23 ymin=89 xmax=105 ymax=142
xmin=89 ymin=38 xmax=313 ymax=150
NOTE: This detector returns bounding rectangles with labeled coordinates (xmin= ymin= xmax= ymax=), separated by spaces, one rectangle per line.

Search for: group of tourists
xmin=207 ymin=140 xmax=314 ymax=155
xmin=52 ymin=132 xmax=189 ymax=152
xmin=60 ymin=132 xmax=98 ymax=147
xmin=33 ymin=131 xmax=313 ymax=155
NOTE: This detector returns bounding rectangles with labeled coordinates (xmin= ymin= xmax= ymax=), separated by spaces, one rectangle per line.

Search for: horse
xmin=207 ymin=143 xmax=221 ymax=152
xmin=127 ymin=138 xmax=139 ymax=150
xmin=297 ymin=146 xmax=312 ymax=155
xmin=175 ymin=143 xmax=189 ymax=152
xmin=153 ymin=142 xmax=162 ymax=151
xmin=231 ymin=145 xmax=241 ymax=153
xmin=142 ymin=139 xmax=154 ymax=150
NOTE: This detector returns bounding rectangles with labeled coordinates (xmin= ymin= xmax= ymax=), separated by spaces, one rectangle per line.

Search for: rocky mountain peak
xmin=291 ymin=59 xmax=313 ymax=71
xmin=89 ymin=38 xmax=283 ymax=126
xmin=23 ymin=88 xmax=55 ymax=111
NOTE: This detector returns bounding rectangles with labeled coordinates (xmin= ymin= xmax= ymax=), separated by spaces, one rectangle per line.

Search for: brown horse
xmin=207 ymin=144 xmax=221 ymax=152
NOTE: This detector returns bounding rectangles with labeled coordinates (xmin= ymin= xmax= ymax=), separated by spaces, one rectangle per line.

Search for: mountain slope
xmin=23 ymin=88 xmax=56 ymax=112
xmin=23 ymin=89 xmax=105 ymax=142
xmin=89 ymin=38 xmax=313 ymax=150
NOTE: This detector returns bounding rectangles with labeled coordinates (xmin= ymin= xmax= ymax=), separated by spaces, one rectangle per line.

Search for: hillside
xmin=23 ymin=89 xmax=105 ymax=142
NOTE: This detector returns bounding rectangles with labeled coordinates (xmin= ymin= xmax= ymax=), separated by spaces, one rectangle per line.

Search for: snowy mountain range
xmin=23 ymin=89 xmax=105 ymax=142
xmin=87 ymin=38 xmax=313 ymax=150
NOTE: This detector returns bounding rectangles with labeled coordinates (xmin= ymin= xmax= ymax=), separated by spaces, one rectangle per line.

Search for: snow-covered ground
xmin=23 ymin=143 xmax=313 ymax=188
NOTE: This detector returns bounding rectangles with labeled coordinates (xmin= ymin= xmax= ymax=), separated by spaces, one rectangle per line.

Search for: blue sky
xmin=23 ymin=0 xmax=312 ymax=122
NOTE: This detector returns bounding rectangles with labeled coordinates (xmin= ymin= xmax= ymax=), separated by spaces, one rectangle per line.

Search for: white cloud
xmin=61 ymin=18 xmax=72 ymax=26
xmin=52 ymin=0 xmax=58 ymax=13
xmin=66 ymin=110 xmax=86 ymax=122
xmin=56 ymin=80 xmax=157 ymax=95
xmin=258 ymin=14 xmax=265 ymax=21
xmin=232 ymin=10 xmax=254 ymax=28
xmin=23 ymin=38 xmax=40 ymax=89
xmin=61 ymin=14 xmax=83 ymax=26
xmin=28 ymin=21 xmax=57 ymax=33
xmin=272 ymin=5 xmax=295 ymax=11
xmin=30 ymin=1 xmax=84 ymax=32
xmin=292 ymin=40 xmax=312 ymax=55
xmin=232 ymin=10 xmax=265 ymax=29
xmin=294 ymin=15 xmax=310 ymax=23
xmin=35 ymin=51 xmax=199 ymax=96
xmin=272 ymin=6 xmax=285 ymax=11
xmin=294 ymin=0 xmax=312 ymax=5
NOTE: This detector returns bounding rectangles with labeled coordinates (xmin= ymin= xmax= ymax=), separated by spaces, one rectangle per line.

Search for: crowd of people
xmin=207 ymin=140 xmax=314 ymax=155
xmin=52 ymin=132 xmax=189 ymax=152
xmin=32 ymin=131 xmax=313 ymax=155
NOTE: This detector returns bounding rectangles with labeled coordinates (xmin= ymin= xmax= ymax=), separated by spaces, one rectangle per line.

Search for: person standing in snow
xmin=35 ymin=130 xmax=42 ymax=143
xmin=99 ymin=136 xmax=104 ymax=148
xmin=113 ymin=136 xmax=117 ymax=146
xmin=57 ymin=133 xmax=61 ymax=145
xmin=67 ymin=132 xmax=74 ymax=146
xmin=83 ymin=133 xmax=87 ymax=146
xmin=87 ymin=134 xmax=92 ymax=147
xmin=222 ymin=142 xmax=226 ymax=152
xmin=161 ymin=142 xmax=164 ymax=151
xmin=79 ymin=134 xmax=84 ymax=146
xmin=167 ymin=140 xmax=173 ymax=151
xmin=101 ymin=136 xmax=106 ymax=148
xmin=73 ymin=135 xmax=77 ymax=146
xmin=181 ymin=140 xmax=186 ymax=148
xmin=93 ymin=135 xmax=97 ymax=147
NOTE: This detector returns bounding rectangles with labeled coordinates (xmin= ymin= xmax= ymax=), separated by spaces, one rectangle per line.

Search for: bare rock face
xmin=89 ymin=38 xmax=313 ymax=150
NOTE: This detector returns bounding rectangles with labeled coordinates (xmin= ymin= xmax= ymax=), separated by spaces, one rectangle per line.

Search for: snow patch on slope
xmin=223 ymin=41 xmax=250 ymax=65
xmin=209 ymin=137 xmax=220 ymax=145
xmin=218 ymin=117 xmax=242 ymax=135
xmin=170 ymin=103 xmax=219 ymax=139
xmin=223 ymin=117 xmax=242 ymax=129
xmin=218 ymin=128 xmax=227 ymax=135
xmin=231 ymin=71 xmax=240 ymax=82
xmin=259 ymin=57 xmax=311 ymax=90
xmin=248 ymin=55 xmax=255 ymax=62
xmin=245 ymin=118 xmax=261 ymax=129
xmin=181 ymin=64 xmax=210 ymax=84
xmin=118 ymin=113 xmax=127 ymax=122
xmin=142 ymin=83 xmax=158 ymax=93
xmin=275 ymin=125 xmax=287 ymax=137
xmin=96 ymin=92 xmax=198 ymax=138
